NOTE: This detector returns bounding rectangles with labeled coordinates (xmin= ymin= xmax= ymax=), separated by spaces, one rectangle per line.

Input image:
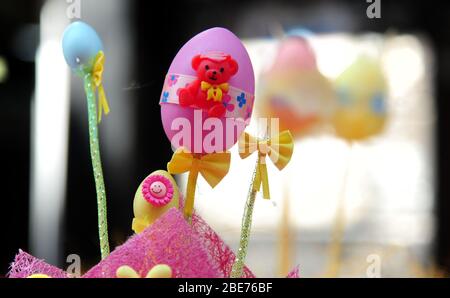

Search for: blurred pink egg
xmin=267 ymin=36 xmax=317 ymax=74
xmin=258 ymin=36 xmax=333 ymax=138
xmin=160 ymin=27 xmax=255 ymax=154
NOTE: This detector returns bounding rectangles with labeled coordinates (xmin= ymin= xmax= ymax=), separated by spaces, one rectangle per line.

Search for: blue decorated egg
xmin=62 ymin=21 xmax=103 ymax=71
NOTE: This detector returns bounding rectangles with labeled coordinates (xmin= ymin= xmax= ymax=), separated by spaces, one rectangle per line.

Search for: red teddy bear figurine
xmin=178 ymin=52 xmax=239 ymax=117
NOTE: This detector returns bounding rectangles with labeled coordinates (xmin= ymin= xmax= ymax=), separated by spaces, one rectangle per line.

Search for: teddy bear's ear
xmin=228 ymin=58 xmax=239 ymax=76
xmin=191 ymin=55 xmax=202 ymax=70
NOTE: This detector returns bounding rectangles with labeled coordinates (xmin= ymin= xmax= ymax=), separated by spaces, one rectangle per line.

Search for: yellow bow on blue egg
xmin=92 ymin=51 xmax=110 ymax=123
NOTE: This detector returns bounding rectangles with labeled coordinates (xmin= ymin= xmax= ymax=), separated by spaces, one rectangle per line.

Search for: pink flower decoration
xmin=142 ymin=175 xmax=174 ymax=207
xmin=222 ymin=94 xmax=235 ymax=112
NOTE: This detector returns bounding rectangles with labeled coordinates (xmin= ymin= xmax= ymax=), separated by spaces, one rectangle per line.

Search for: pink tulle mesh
xmin=191 ymin=214 xmax=255 ymax=278
xmin=7 ymin=209 xmax=266 ymax=278
xmin=83 ymin=207 xmax=255 ymax=278
xmin=287 ymin=265 xmax=300 ymax=278
xmin=83 ymin=208 xmax=220 ymax=278
xmin=7 ymin=250 xmax=68 ymax=278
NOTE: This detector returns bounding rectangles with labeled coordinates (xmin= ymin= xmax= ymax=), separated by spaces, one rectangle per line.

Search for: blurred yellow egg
xmin=332 ymin=56 xmax=388 ymax=141
xmin=132 ymin=170 xmax=179 ymax=233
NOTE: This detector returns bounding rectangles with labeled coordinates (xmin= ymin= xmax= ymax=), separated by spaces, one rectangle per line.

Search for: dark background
xmin=0 ymin=0 xmax=449 ymax=275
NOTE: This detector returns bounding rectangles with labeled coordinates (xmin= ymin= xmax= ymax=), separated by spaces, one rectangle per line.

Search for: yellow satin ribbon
xmin=200 ymin=81 xmax=229 ymax=102
xmin=92 ymin=51 xmax=110 ymax=123
xmin=167 ymin=147 xmax=231 ymax=219
xmin=238 ymin=131 xmax=294 ymax=199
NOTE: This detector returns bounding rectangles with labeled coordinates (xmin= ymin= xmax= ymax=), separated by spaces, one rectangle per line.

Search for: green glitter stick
xmin=63 ymin=21 xmax=110 ymax=260
xmin=231 ymin=128 xmax=294 ymax=277
xmin=82 ymin=71 xmax=110 ymax=259
xmin=230 ymin=156 xmax=259 ymax=278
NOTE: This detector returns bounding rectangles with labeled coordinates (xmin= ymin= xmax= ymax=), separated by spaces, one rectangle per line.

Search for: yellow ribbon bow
xmin=200 ymin=81 xmax=229 ymax=102
xmin=167 ymin=147 xmax=231 ymax=219
xmin=92 ymin=51 xmax=110 ymax=123
xmin=116 ymin=264 xmax=172 ymax=278
xmin=238 ymin=131 xmax=294 ymax=199
xmin=27 ymin=274 xmax=51 ymax=278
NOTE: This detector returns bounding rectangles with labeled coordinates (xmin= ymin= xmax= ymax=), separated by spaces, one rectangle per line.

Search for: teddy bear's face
xmin=192 ymin=54 xmax=238 ymax=85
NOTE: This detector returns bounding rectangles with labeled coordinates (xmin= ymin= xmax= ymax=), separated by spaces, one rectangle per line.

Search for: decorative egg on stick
xmin=325 ymin=56 xmax=388 ymax=276
xmin=332 ymin=56 xmax=387 ymax=141
xmin=160 ymin=27 xmax=255 ymax=221
xmin=132 ymin=170 xmax=180 ymax=234
xmin=258 ymin=36 xmax=335 ymax=137
xmin=256 ymin=35 xmax=333 ymax=275
xmin=62 ymin=21 xmax=110 ymax=259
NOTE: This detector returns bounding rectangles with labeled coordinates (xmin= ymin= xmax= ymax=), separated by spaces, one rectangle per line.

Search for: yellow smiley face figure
xmin=332 ymin=56 xmax=388 ymax=141
xmin=132 ymin=170 xmax=180 ymax=234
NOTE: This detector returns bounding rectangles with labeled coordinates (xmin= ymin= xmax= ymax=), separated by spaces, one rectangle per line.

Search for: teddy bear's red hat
xmin=199 ymin=51 xmax=231 ymax=62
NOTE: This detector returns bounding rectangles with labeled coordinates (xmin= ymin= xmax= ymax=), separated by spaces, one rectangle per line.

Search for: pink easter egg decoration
xmin=160 ymin=27 xmax=255 ymax=154
xmin=257 ymin=35 xmax=334 ymax=137
xmin=267 ymin=36 xmax=317 ymax=74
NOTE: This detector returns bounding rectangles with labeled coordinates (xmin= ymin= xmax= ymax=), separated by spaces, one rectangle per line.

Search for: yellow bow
xmin=27 ymin=274 xmax=51 ymax=278
xmin=200 ymin=81 xmax=229 ymax=102
xmin=167 ymin=147 xmax=231 ymax=219
xmin=92 ymin=51 xmax=110 ymax=123
xmin=116 ymin=264 xmax=172 ymax=278
xmin=238 ymin=131 xmax=294 ymax=199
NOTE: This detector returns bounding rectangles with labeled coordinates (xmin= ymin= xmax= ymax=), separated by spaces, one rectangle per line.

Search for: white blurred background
xmin=189 ymin=33 xmax=436 ymax=277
